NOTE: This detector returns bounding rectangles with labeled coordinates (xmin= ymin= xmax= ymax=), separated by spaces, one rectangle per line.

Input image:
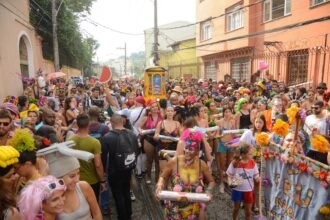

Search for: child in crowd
xmin=226 ymin=143 xmax=260 ymax=220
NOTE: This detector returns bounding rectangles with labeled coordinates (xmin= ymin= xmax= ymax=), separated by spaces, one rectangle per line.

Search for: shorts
xmin=217 ymin=141 xmax=234 ymax=153
xmin=231 ymin=190 xmax=254 ymax=204
xmin=159 ymin=141 xmax=177 ymax=151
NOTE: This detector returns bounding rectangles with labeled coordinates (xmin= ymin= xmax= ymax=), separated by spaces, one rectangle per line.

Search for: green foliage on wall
xmin=29 ymin=0 xmax=98 ymax=76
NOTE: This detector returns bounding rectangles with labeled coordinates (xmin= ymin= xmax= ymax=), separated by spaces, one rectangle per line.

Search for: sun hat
xmin=172 ymin=86 xmax=183 ymax=94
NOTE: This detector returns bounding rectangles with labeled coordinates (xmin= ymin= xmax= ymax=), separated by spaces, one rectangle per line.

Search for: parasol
xmin=46 ymin=72 xmax=66 ymax=80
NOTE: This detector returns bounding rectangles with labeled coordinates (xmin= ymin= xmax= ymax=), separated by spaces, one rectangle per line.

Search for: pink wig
xmin=18 ymin=176 xmax=66 ymax=220
xmin=181 ymin=128 xmax=203 ymax=148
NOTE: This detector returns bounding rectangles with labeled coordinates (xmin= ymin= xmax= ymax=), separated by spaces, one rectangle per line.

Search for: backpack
xmin=110 ymin=129 xmax=137 ymax=171
xmin=90 ymin=124 xmax=106 ymax=139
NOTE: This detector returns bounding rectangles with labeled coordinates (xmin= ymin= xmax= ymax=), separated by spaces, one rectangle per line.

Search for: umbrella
xmin=46 ymin=72 xmax=66 ymax=80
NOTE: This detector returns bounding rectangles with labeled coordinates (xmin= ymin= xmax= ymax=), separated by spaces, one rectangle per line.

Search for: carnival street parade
xmin=3 ymin=0 xmax=330 ymax=218
xmin=1 ymin=64 xmax=330 ymax=220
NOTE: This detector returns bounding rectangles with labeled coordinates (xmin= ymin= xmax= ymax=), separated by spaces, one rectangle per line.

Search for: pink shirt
xmin=144 ymin=114 xmax=163 ymax=129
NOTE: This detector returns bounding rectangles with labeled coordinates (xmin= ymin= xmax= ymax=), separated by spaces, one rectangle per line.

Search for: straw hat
xmin=172 ymin=86 xmax=183 ymax=94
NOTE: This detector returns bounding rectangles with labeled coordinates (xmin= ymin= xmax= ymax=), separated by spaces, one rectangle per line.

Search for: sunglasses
xmin=317 ymin=87 xmax=326 ymax=90
xmin=311 ymin=106 xmax=320 ymax=110
xmin=48 ymin=179 xmax=65 ymax=190
xmin=0 ymin=122 xmax=10 ymax=126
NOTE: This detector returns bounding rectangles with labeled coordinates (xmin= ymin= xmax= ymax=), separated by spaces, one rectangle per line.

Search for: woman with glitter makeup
xmin=156 ymin=128 xmax=215 ymax=220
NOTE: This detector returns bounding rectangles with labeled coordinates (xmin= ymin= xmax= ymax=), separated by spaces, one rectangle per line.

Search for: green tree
xmin=29 ymin=0 xmax=98 ymax=76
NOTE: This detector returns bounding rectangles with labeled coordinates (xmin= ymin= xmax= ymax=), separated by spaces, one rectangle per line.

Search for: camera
xmin=229 ymin=184 xmax=238 ymax=189
xmin=91 ymin=99 xmax=104 ymax=108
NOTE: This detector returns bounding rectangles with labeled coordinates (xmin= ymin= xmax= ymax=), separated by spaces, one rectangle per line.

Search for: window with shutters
xmin=200 ymin=21 xmax=212 ymax=41
xmin=311 ymin=0 xmax=329 ymax=6
xmin=287 ymin=49 xmax=309 ymax=86
xmin=226 ymin=3 xmax=244 ymax=32
xmin=263 ymin=0 xmax=291 ymax=22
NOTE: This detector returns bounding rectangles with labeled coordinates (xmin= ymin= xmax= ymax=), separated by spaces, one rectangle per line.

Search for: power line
xmin=83 ymin=17 xmax=145 ymax=36
xmin=159 ymin=0 xmax=265 ymax=30
xmin=30 ymin=0 xmax=52 ymax=20
xmin=149 ymin=3 xmax=296 ymax=50
xmin=177 ymin=16 xmax=330 ymax=51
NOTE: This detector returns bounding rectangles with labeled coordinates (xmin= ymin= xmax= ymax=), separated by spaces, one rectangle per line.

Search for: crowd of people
xmin=1 ymin=72 xmax=330 ymax=220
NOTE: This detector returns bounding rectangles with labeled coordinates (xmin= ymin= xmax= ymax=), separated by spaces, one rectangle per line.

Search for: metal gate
xmin=231 ymin=57 xmax=250 ymax=82
xmin=287 ymin=49 xmax=309 ymax=86
xmin=205 ymin=61 xmax=217 ymax=80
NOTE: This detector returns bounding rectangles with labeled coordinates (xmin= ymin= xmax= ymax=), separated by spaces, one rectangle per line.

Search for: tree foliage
xmin=29 ymin=0 xmax=98 ymax=76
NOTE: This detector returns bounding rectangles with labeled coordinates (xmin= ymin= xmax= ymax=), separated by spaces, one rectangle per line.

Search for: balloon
xmin=259 ymin=60 xmax=268 ymax=71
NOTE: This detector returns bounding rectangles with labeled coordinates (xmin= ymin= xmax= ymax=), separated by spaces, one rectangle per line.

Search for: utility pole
xmin=153 ymin=0 xmax=159 ymax=66
xmin=117 ymin=43 xmax=127 ymax=76
xmin=52 ymin=0 xmax=60 ymax=71
xmin=321 ymin=34 xmax=328 ymax=82
xmin=124 ymin=43 xmax=127 ymax=76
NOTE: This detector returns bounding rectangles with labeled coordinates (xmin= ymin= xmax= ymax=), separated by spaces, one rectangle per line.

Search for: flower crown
xmin=3 ymin=96 xmax=18 ymax=105
xmin=181 ymin=128 xmax=203 ymax=148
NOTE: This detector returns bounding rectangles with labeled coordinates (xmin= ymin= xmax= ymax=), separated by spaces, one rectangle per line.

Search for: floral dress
xmin=164 ymin=157 xmax=205 ymax=220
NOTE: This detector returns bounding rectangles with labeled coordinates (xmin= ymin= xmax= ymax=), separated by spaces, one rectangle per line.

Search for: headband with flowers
xmin=181 ymin=128 xmax=203 ymax=148
xmin=3 ymin=96 xmax=18 ymax=105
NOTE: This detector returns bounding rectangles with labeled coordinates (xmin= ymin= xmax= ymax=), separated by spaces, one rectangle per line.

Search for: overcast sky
xmin=80 ymin=0 xmax=196 ymax=62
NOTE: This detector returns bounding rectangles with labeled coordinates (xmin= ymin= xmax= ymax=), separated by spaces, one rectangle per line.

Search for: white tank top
xmin=58 ymin=183 xmax=92 ymax=220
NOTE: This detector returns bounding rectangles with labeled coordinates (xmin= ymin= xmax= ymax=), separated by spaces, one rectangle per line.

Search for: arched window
xmin=19 ymin=37 xmax=29 ymax=79
xmin=18 ymin=34 xmax=34 ymax=88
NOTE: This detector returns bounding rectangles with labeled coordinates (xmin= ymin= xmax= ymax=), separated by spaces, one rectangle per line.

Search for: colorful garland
xmin=256 ymin=132 xmax=270 ymax=146
xmin=286 ymin=105 xmax=300 ymax=124
xmin=320 ymin=204 xmax=330 ymax=216
xmin=272 ymin=119 xmax=290 ymax=137
xmin=311 ymin=135 xmax=330 ymax=153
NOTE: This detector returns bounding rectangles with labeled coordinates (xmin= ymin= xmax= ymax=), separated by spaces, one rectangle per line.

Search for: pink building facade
xmin=196 ymin=0 xmax=330 ymax=87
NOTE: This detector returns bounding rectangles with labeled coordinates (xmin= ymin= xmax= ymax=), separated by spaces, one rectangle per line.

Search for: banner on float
xmin=263 ymin=159 xmax=329 ymax=220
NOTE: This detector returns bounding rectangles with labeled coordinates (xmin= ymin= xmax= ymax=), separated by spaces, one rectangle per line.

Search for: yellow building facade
xmin=159 ymin=38 xmax=199 ymax=80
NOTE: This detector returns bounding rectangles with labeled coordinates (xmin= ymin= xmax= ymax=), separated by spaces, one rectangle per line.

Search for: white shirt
xmin=304 ymin=114 xmax=327 ymax=137
xmin=129 ymin=106 xmax=146 ymax=136
xmin=226 ymin=160 xmax=259 ymax=192
xmin=239 ymin=129 xmax=256 ymax=146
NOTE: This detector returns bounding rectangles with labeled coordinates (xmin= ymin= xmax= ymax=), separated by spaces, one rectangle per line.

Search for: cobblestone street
xmin=105 ymin=173 xmax=245 ymax=220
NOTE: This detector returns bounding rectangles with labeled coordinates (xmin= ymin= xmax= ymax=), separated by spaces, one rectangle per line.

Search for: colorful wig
xmin=204 ymin=99 xmax=214 ymax=108
xmin=236 ymin=98 xmax=248 ymax=112
xmin=18 ymin=176 xmax=66 ymax=220
xmin=257 ymin=81 xmax=266 ymax=90
xmin=9 ymin=128 xmax=36 ymax=153
xmin=181 ymin=128 xmax=203 ymax=148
